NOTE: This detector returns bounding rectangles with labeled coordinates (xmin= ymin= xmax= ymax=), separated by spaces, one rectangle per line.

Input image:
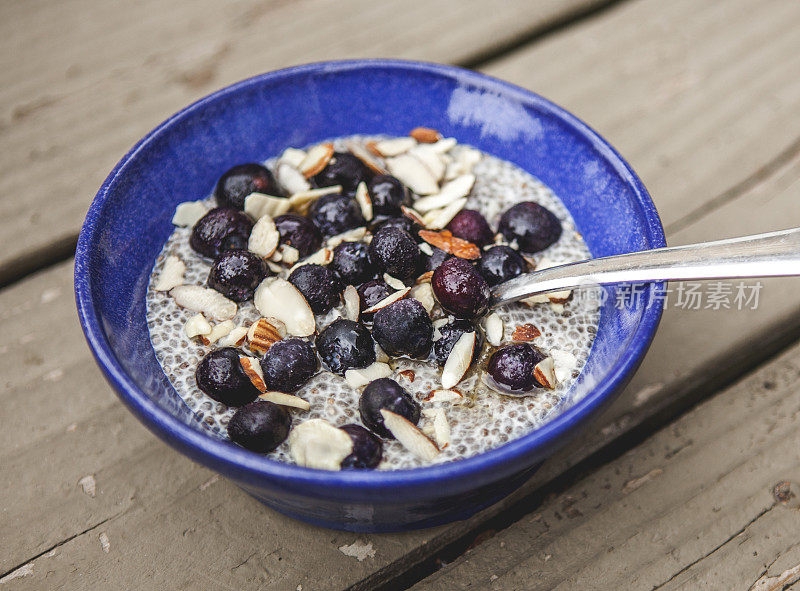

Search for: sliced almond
xmin=344 ymin=362 xmax=392 ymax=389
xmin=244 ymin=193 xmax=291 ymax=220
xmin=355 ymin=181 xmax=373 ymax=221
xmin=422 ymin=408 xmax=451 ymax=448
xmin=154 ymin=255 xmax=185 ymax=291
xmin=380 ymin=410 xmax=439 ymax=460
xmin=288 ymin=247 xmax=334 ymax=273
xmin=410 ymin=127 xmax=441 ymax=143
xmin=299 ymin=143 xmax=334 ymax=177
xmin=441 ymin=331 xmax=476 ymax=389
xmin=386 ymin=154 xmax=439 ymax=195
xmin=326 ymin=226 xmax=368 ymax=249
xmin=374 ymin=343 xmax=390 ymax=363
xmin=248 ymin=215 xmax=280 ymax=258
xmin=266 ymin=261 xmax=284 ymax=274
xmin=400 ymin=205 xmax=427 ymax=228
xmin=259 ymin=391 xmax=311 ymax=411
xmin=277 ymin=162 xmax=311 ymax=194
xmin=383 ymin=273 xmax=406 ymax=290
xmin=512 ymin=323 xmax=541 ymax=342
xmin=484 ymin=313 xmax=504 ymax=346
xmin=279 ymin=244 xmax=300 ymax=266
xmin=415 ymin=270 xmax=434 ymax=284
xmin=278 ymin=147 xmax=307 ymax=169
xmin=347 ymin=142 xmax=387 ymax=175
xmin=239 ymin=356 xmax=266 ymax=391
xmin=429 ymin=137 xmax=457 ymax=153
xmin=533 ymin=357 xmax=557 ymax=389
xmin=288 ymin=419 xmax=353 ymax=470
xmin=374 ymin=137 xmax=416 ymax=157
xmin=171 ymin=285 xmax=237 ymax=321
xmin=410 ymin=282 xmax=435 ymax=314
xmin=363 ymin=287 xmax=411 ymax=313
xmin=418 ymin=229 xmax=480 ymax=260
xmin=288 ymin=185 xmax=342 ymax=214
xmin=408 ymin=144 xmax=445 ymax=181
xmin=550 ymin=349 xmax=578 ymax=383
xmin=218 ymin=325 xmax=248 ymax=347
xmin=418 ymin=242 xmax=434 ymax=256
xmin=203 ymin=319 xmax=235 ymax=345
xmin=172 ymin=201 xmax=209 ymax=227
xmin=184 ymin=313 xmax=211 ymax=339
xmin=548 ymin=291 xmax=573 ymax=305
xmin=253 ymin=278 xmax=315 ymax=337
xmin=422 ymin=198 xmax=468 ymax=230
xmin=412 ymin=174 xmax=475 ymax=213
xmin=247 ymin=318 xmax=285 ymax=354
xmin=343 ymin=285 xmax=360 ymax=321
xmin=427 ymin=389 xmax=464 ymax=404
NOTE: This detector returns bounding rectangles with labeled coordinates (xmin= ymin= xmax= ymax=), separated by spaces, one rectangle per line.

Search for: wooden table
xmin=3 ymin=0 xmax=800 ymax=588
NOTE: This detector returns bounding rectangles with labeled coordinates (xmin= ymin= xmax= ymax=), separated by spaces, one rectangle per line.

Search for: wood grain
xmin=0 ymin=0 xmax=605 ymax=283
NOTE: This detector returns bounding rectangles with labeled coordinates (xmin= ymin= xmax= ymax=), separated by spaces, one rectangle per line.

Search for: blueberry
xmin=316 ymin=319 xmax=375 ymax=374
xmin=207 ymin=249 xmax=269 ymax=302
xmin=487 ymin=343 xmax=546 ymax=392
xmin=311 ymin=152 xmax=372 ymax=193
xmin=273 ymin=213 xmax=323 ymax=259
xmin=476 ymin=245 xmax=528 ymax=286
xmin=433 ymin=319 xmax=484 ymax=367
xmin=215 ymin=163 xmax=280 ymax=209
xmin=431 ymin=257 xmax=490 ymax=319
xmin=260 ymin=338 xmax=318 ymax=393
xmin=446 ymin=209 xmax=494 ymax=247
xmin=498 ymin=201 xmax=562 ymax=254
xmin=309 ymin=193 xmax=365 ymax=237
xmin=339 ymin=424 xmax=383 ymax=469
xmin=370 ymin=215 xmax=422 ymax=241
xmin=288 ymin=264 xmax=343 ymax=315
xmin=190 ymin=207 xmax=254 ymax=259
xmin=359 ymin=378 xmax=420 ymax=438
xmin=423 ymin=245 xmax=453 ymax=272
xmin=372 ymin=299 xmax=433 ymax=358
xmin=367 ymin=174 xmax=409 ymax=216
xmin=332 ymin=241 xmax=376 ymax=286
xmin=195 ymin=347 xmax=260 ymax=407
xmin=227 ymin=401 xmax=291 ymax=453
xmin=368 ymin=225 xmax=421 ymax=280
xmin=356 ymin=279 xmax=394 ymax=322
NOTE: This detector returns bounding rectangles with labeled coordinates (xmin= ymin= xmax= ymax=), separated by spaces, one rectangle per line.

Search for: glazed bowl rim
xmin=75 ymin=58 xmax=665 ymax=493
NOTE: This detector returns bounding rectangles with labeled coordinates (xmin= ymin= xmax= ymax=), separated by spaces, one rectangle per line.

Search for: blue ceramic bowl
xmin=75 ymin=60 xmax=665 ymax=532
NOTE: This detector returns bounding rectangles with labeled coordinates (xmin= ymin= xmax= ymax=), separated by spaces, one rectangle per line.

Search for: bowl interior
xmin=76 ymin=60 xmax=664 ymax=487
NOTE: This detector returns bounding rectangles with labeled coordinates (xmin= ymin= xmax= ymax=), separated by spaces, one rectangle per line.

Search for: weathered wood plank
xmin=0 ymin=0 xmax=605 ymax=283
xmin=4 ymin=0 xmax=800 ymax=588
xmin=410 ymin=336 xmax=800 ymax=590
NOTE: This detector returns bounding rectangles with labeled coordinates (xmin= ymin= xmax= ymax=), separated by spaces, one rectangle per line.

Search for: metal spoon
xmin=490 ymin=227 xmax=800 ymax=308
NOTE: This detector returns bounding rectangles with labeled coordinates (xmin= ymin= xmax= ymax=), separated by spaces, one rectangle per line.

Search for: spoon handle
xmin=490 ymin=227 xmax=800 ymax=308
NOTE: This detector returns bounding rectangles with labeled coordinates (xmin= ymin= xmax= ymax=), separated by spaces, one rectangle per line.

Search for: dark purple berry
xmin=431 ymin=257 xmax=490 ymax=319
xmin=367 ymin=174 xmax=409 ymax=216
xmin=316 ymin=319 xmax=375 ymax=374
xmin=368 ymin=225 xmax=421 ymax=280
xmin=487 ymin=343 xmax=546 ymax=393
xmin=424 ymin=245 xmax=453 ymax=272
xmin=260 ymin=338 xmax=318 ymax=393
xmin=332 ymin=241 xmax=376 ymax=286
xmin=476 ymin=245 xmax=528 ymax=286
xmin=446 ymin=209 xmax=494 ymax=247
xmin=309 ymin=193 xmax=365 ymax=237
xmin=227 ymin=401 xmax=291 ymax=453
xmin=288 ymin=264 xmax=343 ymax=315
xmin=339 ymin=424 xmax=383 ymax=469
xmin=370 ymin=215 xmax=421 ymax=240
xmin=311 ymin=152 xmax=372 ymax=193
xmin=433 ymin=319 xmax=484 ymax=367
xmin=356 ymin=280 xmax=393 ymax=322
xmin=215 ymin=163 xmax=280 ymax=209
xmin=195 ymin=347 xmax=260 ymax=407
xmin=359 ymin=378 xmax=420 ymax=438
xmin=372 ymin=298 xmax=433 ymax=358
xmin=273 ymin=213 xmax=323 ymax=259
xmin=190 ymin=207 xmax=254 ymax=259
xmin=498 ymin=201 xmax=562 ymax=254
xmin=207 ymin=249 xmax=269 ymax=302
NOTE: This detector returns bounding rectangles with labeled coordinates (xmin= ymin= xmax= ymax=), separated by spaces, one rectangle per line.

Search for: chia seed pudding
xmin=146 ymin=130 xmax=601 ymax=470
